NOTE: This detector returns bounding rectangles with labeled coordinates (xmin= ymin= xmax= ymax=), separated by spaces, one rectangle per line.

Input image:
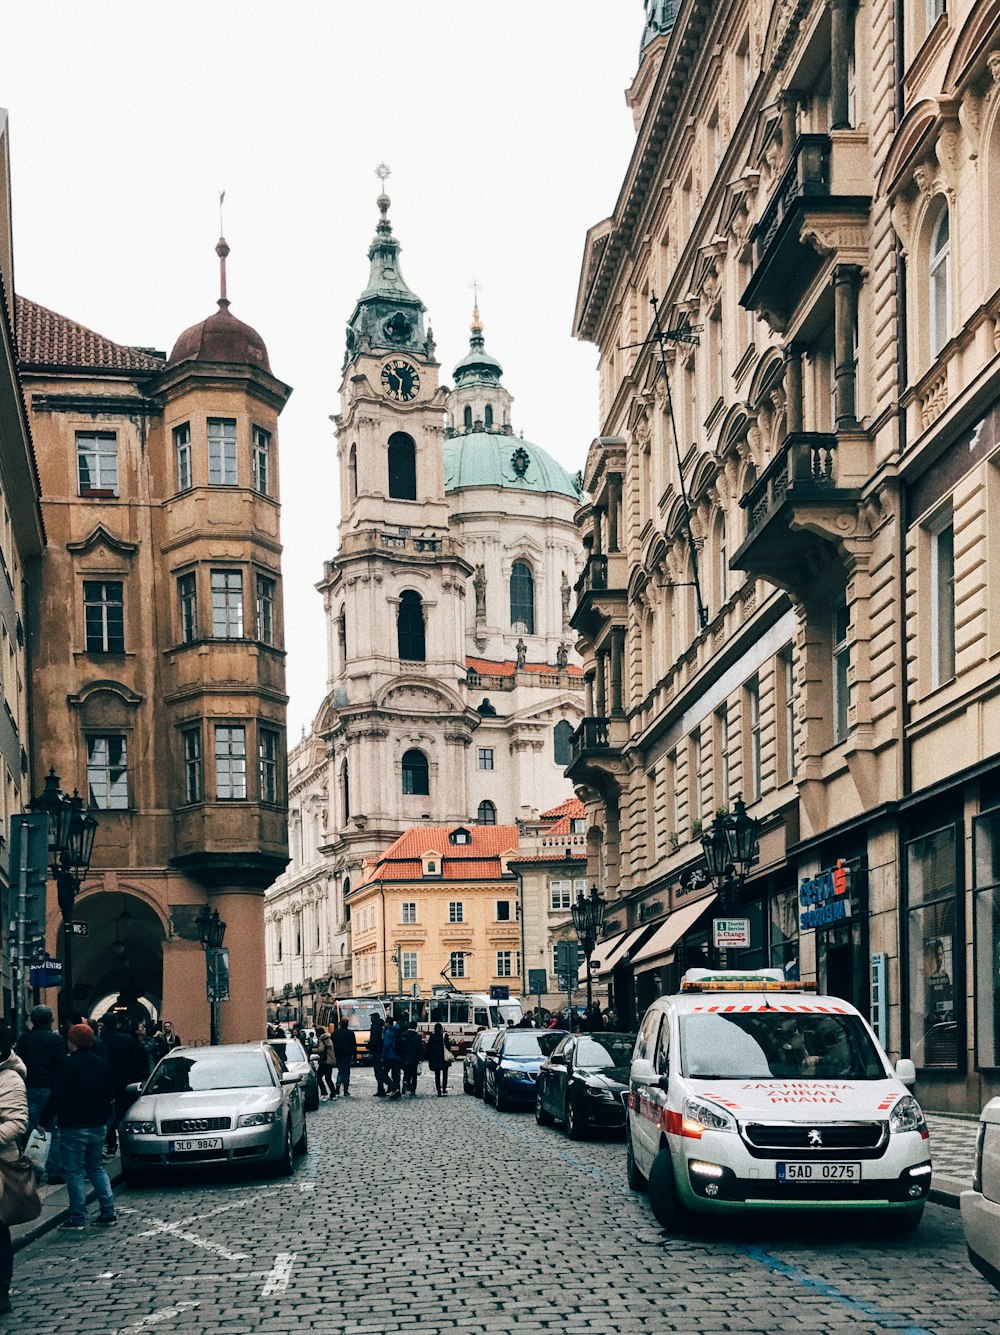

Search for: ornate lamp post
xmin=699 ymin=795 xmax=761 ymax=967
xmin=294 ymin=983 xmax=303 ymax=1025
xmin=570 ymin=885 xmax=606 ymax=1019
xmin=30 ymin=768 xmax=98 ymax=1022
xmin=195 ymin=905 xmax=227 ymax=1045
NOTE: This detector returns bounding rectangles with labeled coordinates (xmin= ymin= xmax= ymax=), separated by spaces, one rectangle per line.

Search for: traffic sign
xmin=527 ymin=969 xmax=547 ymax=994
xmin=713 ymin=918 xmax=750 ymax=949
xmin=489 ymin=985 xmax=510 ymax=1000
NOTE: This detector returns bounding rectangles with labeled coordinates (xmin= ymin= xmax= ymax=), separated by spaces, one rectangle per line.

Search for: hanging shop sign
xmin=799 ymin=859 xmax=853 ymax=931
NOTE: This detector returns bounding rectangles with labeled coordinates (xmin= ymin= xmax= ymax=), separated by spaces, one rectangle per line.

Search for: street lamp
xmin=699 ymin=795 xmax=761 ymax=967
xmin=30 ymin=768 xmax=98 ymax=1022
xmin=195 ymin=905 xmax=227 ymax=1045
xmin=294 ymin=982 xmax=303 ymax=1024
xmin=570 ymin=885 xmax=606 ymax=1021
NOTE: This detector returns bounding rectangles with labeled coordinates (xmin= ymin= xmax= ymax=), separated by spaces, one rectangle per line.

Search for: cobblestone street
xmin=5 ymin=1068 xmax=999 ymax=1334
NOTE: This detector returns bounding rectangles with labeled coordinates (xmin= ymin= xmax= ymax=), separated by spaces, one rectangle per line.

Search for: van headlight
xmin=682 ymin=1097 xmax=735 ymax=1134
xmin=238 ymin=1111 xmax=280 ymax=1127
xmin=888 ymin=1095 xmax=926 ymax=1135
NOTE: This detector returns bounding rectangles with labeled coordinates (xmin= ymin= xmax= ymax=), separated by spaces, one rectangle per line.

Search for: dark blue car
xmin=483 ymin=1029 xmax=567 ymax=1111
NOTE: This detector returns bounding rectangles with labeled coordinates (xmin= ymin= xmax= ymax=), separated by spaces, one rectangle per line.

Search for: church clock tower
xmin=318 ymin=177 xmax=479 ymax=875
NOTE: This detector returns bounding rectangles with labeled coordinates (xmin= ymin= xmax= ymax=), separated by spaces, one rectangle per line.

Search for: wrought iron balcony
xmin=565 ymin=716 xmax=629 ymax=790
xmin=572 ymin=552 xmax=628 ymax=639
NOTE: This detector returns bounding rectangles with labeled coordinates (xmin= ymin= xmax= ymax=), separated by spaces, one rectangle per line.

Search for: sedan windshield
xmin=146 ymin=1052 xmax=276 ymax=1093
xmin=680 ymin=1012 xmax=887 ymax=1080
xmin=503 ymin=1032 xmax=565 ymax=1059
xmin=574 ymin=1035 xmax=636 ymax=1070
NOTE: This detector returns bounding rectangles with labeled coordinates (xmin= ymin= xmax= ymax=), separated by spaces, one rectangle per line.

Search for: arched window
xmin=463 ymin=405 xmax=473 ymax=429
xmin=553 ymin=720 xmax=573 ymax=766
xmin=402 ymin=749 xmax=429 ymax=796
xmin=348 ymin=443 xmax=358 ymax=501
xmin=484 ymin=404 xmax=493 ymax=427
xmin=929 ymin=207 xmax=950 ymax=358
xmin=340 ymin=759 xmax=350 ymax=825
xmin=477 ymin=799 xmax=497 ymax=825
xmin=388 ymin=432 xmax=416 ymax=500
xmin=338 ymin=605 xmax=347 ymax=667
xmin=397 ymin=590 xmax=426 ymax=661
xmin=510 ymin=561 xmax=535 ymax=635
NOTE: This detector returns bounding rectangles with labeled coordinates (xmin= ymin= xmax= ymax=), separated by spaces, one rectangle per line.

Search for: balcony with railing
xmin=742 ymin=133 xmax=870 ymax=326
xmin=572 ymin=550 xmax=629 ymax=640
xmin=731 ymin=430 xmax=870 ymax=592
xmin=565 ymin=715 xmax=629 ymax=790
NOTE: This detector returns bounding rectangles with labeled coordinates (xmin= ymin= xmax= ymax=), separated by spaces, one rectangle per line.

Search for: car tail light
xmin=973 ymin=1122 xmax=986 ymax=1193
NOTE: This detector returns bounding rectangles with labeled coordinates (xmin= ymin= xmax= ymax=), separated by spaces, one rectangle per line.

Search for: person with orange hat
xmin=40 ymin=1023 xmax=116 ymax=1231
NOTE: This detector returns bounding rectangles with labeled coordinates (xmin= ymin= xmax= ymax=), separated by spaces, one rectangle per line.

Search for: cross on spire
xmin=375 ymin=162 xmax=391 ymax=186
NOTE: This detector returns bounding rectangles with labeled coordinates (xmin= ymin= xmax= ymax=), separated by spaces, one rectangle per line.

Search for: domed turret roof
xmin=444 ymin=432 xmax=581 ymax=501
xmin=167 ymin=235 xmax=271 ymax=372
xmin=453 ymin=307 xmax=502 ymax=385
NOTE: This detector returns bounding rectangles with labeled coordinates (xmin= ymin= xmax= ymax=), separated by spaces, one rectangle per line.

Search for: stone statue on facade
xmin=515 ymin=638 xmax=527 ymax=668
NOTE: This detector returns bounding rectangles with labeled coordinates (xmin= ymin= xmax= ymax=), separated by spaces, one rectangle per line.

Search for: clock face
xmin=380 ymin=359 xmax=420 ymax=403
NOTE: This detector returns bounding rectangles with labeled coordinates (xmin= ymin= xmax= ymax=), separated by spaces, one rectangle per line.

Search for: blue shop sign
xmin=799 ymin=859 xmax=853 ymax=931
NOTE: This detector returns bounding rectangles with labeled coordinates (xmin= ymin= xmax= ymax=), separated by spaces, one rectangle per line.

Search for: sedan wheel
xmin=495 ymin=1080 xmax=509 ymax=1112
xmin=295 ymin=1116 xmax=308 ymax=1155
xmin=565 ymin=1096 xmax=584 ymax=1140
xmin=276 ymin=1122 xmax=294 ymax=1177
xmin=535 ymin=1088 xmax=553 ymax=1125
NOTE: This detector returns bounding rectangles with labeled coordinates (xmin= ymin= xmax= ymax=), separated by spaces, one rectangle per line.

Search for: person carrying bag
xmin=0 ymin=1023 xmax=32 ymax=1314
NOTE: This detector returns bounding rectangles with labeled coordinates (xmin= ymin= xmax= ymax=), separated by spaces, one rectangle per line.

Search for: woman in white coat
xmin=0 ymin=1023 xmax=29 ymax=1315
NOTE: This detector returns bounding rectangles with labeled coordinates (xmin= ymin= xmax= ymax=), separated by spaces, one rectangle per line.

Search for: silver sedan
xmin=119 ymin=1043 xmax=307 ymax=1184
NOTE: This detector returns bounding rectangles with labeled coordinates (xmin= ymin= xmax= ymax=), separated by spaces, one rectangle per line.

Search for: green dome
xmin=444 ymin=432 xmax=581 ymax=500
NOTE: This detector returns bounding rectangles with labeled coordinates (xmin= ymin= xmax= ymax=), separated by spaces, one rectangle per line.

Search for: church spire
xmin=217 ymin=189 xmax=230 ymax=309
xmin=344 ymin=165 xmax=429 ymax=366
xmin=453 ymin=297 xmax=503 ymax=388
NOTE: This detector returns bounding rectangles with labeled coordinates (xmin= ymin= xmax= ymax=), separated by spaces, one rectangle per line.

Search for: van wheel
xmin=885 ymin=1205 xmax=924 ymax=1233
xmin=535 ymin=1089 xmax=553 ymax=1125
xmin=648 ymin=1146 xmax=687 ymax=1230
xmin=626 ymin=1130 xmax=646 ymax=1191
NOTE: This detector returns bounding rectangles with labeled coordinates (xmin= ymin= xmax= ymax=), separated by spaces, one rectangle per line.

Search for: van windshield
xmin=679 ymin=1011 xmax=887 ymax=1080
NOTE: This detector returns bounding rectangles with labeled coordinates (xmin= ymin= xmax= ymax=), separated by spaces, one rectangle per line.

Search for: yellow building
xmin=349 ymin=824 xmax=522 ymax=997
xmin=570 ymin=0 xmax=1000 ymax=1112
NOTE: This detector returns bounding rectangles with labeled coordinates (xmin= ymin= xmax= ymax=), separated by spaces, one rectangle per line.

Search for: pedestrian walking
xmin=399 ymin=1019 xmax=424 ymax=1096
xmin=382 ymin=1017 xmax=402 ymax=1098
xmin=100 ymin=1014 xmax=146 ymax=1158
xmin=425 ymin=1022 xmax=454 ymax=1096
xmin=0 ymin=1023 xmax=29 ymax=1315
xmin=315 ymin=1025 xmax=336 ymax=1099
xmin=15 ymin=1005 xmax=65 ymax=1184
xmin=40 ymin=1023 xmax=116 ymax=1232
xmin=369 ymin=1010 xmax=386 ymax=1096
xmin=332 ymin=1018 xmax=358 ymax=1096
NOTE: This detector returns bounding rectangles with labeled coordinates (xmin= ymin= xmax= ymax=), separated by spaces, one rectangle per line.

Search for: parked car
xmin=119 ymin=1043 xmax=307 ymax=1183
xmin=535 ymin=1031 xmax=636 ymax=1139
xmin=267 ymin=1036 xmax=320 ymax=1111
xmin=483 ymin=1029 xmax=566 ymax=1111
xmin=463 ymin=1028 xmax=504 ymax=1098
xmin=962 ymin=1097 xmax=1000 ymax=1291
xmin=627 ymin=970 xmax=930 ymax=1232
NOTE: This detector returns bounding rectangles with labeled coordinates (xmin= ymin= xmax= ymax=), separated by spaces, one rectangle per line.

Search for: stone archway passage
xmin=61 ymin=888 xmax=165 ymax=1024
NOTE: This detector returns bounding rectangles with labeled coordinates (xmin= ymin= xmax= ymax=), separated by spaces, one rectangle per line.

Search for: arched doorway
xmin=59 ymin=889 xmax=165 ymax=1024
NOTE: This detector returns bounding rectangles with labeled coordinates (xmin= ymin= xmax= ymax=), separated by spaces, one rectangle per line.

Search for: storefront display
xmin=905 ymin=824 xmax=960 ymax=1071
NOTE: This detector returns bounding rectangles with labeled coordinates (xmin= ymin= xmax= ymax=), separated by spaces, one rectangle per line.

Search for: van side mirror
xmin=894 ymin=1058 xmax=916 ymax=1087
xmin=631 ymin=1057 xmax=655 ymax=1083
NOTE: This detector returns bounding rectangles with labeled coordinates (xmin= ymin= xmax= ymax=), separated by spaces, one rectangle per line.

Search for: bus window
xmin=473 ymin=1007 xmax=489 ymax=1027
xmin=449 ymin=1000 xmax=471 ymax=1025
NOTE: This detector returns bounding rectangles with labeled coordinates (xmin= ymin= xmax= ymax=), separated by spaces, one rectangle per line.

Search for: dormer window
xmin=421 ymin=851 xmax=442 ymax=878
xmin=450 ymin=827 xmax=472 ymax=845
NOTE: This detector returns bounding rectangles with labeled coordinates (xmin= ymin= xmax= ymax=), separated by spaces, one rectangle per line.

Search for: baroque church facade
xmin=266 ymin=190 xmax=585 ymax=1013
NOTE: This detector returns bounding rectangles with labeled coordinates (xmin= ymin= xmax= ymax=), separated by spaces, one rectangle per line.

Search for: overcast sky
xmin=0 ymin=2 xmax=639 ymax=736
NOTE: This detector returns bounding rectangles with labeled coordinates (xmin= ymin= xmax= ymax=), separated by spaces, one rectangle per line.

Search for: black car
xmin=535 ymin=1032 xmax=636 ymax=1139
xmin=463 ymin=1029 xmax=504 ymax=1098
xmin=483 ymin=1029 xmax=567 ymax=1111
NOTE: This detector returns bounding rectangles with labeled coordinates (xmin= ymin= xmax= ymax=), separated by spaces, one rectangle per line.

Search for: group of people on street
xmin=368 ymin=1013 xmax=454 ymax=1098
xmin=314 ymin=1019 xmax=358 ymax=1097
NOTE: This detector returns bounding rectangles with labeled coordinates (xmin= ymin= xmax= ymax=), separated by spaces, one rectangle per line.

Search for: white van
xmin=626 ymin=969 xmax=931 ymax=1231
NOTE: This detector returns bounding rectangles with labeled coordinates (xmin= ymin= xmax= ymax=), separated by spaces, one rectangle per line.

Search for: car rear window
xmin=503 ymin=1031 xmax=565 ymax=1058
xmin=146 ymin=1051 xmax=276 ymax=1093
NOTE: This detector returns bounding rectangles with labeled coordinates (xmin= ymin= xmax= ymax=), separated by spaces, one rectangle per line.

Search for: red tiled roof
xmin=466 ymin=655 xmax=584 ymax=678
xmin=353 ymin=823 xmax=520 ymax=891
xmin=540 ymin=797 xmax=585 ymax=821
xmin=16 ymin=296 xmax=166 ymax=374
xmin=507 ymin=852 xmax=587 ymax=865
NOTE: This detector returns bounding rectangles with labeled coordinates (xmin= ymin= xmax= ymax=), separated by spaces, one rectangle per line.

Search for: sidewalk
xmin=10 ymin=1152 xmax=123 ymax=1251
xmin=925 ymin=1111 xmax=980 ymax=1207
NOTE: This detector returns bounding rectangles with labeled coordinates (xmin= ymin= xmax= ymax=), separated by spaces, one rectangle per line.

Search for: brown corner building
xmin=17 ymin=244 xmax=291 ymax=1042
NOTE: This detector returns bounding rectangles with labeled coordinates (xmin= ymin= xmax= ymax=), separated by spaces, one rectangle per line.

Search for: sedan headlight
xmin=584 ymin=1085 xmax=615 ymax=1099
xmin=237 ymin=1111 xmax=280 ymax=1127
xmin=122 ymin=1120 xmax=156 ymax=1135
xmin=682 ymin=1097 xmax=736 ymax=1135
xmin=888 ymin=1095 xmax=927 ymax=1136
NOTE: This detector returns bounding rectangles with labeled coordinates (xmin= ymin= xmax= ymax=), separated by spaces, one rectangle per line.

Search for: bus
xmin=380 ymin=992 xmax=505 ymax=1055
xmin=315 ymin=997 xmax=386 ymax=1061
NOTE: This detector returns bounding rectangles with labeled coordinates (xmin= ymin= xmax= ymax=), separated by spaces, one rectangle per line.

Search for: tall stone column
xmin=829 ymin=0 xmax=856 ymax=130
xmin=595 ymin=650 xmax=607 ymax=717
xmin=607 ymin=476 xmax=622 ymax=553
xmin=610 ymin=627 xmax=626 ymax=715
xmin=834 ymin=265 xmax=863 ymax=428
xmin=212 ymin=889 xmax=267 ymax=1044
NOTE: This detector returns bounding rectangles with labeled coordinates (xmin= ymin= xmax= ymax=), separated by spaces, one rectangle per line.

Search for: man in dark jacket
xmin=41 ymin=1024 xmax=116 ymax=1230
xmin=369 ymin=1011 xmax=385 ymax=1097
xmin=332 ymin=1018 xmax=358 ymax=1097
xmin=100 ymin=1015 xmax=146 ymax=1157
xmin=398 ymin=1020 xmax=424 ymax=1097
xmin=16 ymin=1005 xmax=65 ymax=1182
xmin=381 ymin=1018 xmax=402 ymax=1099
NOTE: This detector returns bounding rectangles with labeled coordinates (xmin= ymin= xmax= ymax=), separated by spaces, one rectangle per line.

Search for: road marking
xmin=261 ymin=1252 xmax=296 ymax=1296
xmin=133 ymin=1215 xmax=250 ymax=1261
xmin=299 ymin=1181 xmax=315 ymax=1192
xmin=113 ymin=1301 xmax=201 ymax=1334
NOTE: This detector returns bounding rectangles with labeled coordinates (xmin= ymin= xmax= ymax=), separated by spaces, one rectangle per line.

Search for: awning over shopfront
xmin=586 ymin=923 xmax=655 ymax=981
xmin=577 ymin=929 xmax=626 ymax=985
xmin=631 ymin=895 xmax=716 ymax=972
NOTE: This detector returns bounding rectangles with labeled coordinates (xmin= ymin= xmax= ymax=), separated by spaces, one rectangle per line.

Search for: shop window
xmin=973 ymin=811 xmax=1000 ymax=1069
xmin=906 ymin=824 xmax=960 ymax=1070
xmin=770 ymin=887 xmax=800 ymax=979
